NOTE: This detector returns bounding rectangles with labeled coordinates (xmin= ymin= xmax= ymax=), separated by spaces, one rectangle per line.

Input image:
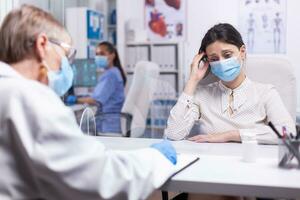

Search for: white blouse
xmin=164 ymin=77 xmax=296 ymax=144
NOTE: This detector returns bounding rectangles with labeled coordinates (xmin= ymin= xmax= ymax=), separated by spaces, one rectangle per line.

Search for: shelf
xmin=125 ymin=42 xmax=180 ymax=93
xmin=126 ymin=71 xmax=178 ymax=74
xmin=159 ymin=71 xmax=178 ymax=74
xmin=126 ymin=41 xmax=180 ymax=46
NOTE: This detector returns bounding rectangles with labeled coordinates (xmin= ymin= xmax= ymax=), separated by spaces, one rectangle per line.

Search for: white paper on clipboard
xmin=169 ymin=154 xmax=199 ymax=179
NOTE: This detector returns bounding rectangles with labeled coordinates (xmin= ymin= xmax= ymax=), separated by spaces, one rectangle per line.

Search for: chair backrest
xmin=198 ymin=55 xmax=297 ymax=120
xmin=122 ymin=61 xmax=160 ymax=137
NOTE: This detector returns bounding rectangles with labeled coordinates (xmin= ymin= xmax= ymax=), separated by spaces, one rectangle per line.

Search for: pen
xmin=296 ymin=131 xmax=300 ymax=140
xmin=296 ymin=125 xmax=300 ymax=140
xmin=269 ymin=122 xmax=300 ymax=166
xmin=268 ymin=122 xmax=282 ymax=139
xmin=282 ymin=126 xmax=287 ymax=139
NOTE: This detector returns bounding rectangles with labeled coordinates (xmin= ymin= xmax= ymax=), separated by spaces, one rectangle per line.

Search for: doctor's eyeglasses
xmin=49 ymin=38 xmax=77 ymax=64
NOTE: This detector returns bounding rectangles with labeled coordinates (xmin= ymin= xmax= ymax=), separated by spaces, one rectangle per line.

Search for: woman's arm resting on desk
xmin=188 ymin=130 xmax=241 ymax=143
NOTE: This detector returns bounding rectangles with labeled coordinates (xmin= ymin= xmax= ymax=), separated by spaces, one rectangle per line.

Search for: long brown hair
xmin=99 ymin=41 xmax=127 ymax=86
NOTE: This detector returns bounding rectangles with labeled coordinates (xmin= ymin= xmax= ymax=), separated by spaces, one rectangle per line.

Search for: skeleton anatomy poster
xmin=239 ymin=0 xmax=286 ymax=54
xmin=145 ymin=0 xmax=186 ymax=41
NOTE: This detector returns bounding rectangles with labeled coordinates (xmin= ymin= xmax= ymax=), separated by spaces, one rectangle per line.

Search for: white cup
xmin=242 ymin=140 xmax=257 ymax=162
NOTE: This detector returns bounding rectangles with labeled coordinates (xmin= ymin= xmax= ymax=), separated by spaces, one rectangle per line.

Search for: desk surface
xmin=98 ymin=137 xmax=300 ymax=198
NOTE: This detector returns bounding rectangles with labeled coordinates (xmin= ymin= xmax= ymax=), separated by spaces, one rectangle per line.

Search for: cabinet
xmin=66 ymin=7 xmax=104 ymax=59
xmin=125 ymin=42 xmax=181 ymax=96
xmin=125 ymin=42 xmax=183 ymax=133
xmin=106 ymin=0 xmax=117 ymax=45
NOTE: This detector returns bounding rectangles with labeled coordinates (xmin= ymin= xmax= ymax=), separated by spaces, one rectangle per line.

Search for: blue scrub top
xmin=91 ymin=67 xmax=125 ymax=133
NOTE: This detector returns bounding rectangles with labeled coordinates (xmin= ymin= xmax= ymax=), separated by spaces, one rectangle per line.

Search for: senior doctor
xmin=0 ymin=5 xmax=177 ymax=200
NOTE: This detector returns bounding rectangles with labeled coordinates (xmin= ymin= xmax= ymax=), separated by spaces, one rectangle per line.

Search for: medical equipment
xmin=80 ymin=107 xmax=97 ymax=136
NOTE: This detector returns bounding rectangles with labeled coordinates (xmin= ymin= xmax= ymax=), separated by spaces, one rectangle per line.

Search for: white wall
xmin=0 ymin=1 xmax=12 ymax=24
xmin=286 ymin=0 xmax=300 ymax=114
xmin=117 ymin=0 xmax=300 ymax=113
xmin=116 ymin=0 xmax=144 ymax=63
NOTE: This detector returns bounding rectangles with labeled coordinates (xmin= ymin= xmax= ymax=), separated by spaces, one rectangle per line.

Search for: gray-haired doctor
xmin=0 ymin=5 xmax=177 ymax=200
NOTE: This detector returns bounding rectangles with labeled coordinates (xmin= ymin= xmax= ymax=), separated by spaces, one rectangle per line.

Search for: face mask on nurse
xmin=95 ymin=55 xmax=109 ymax=69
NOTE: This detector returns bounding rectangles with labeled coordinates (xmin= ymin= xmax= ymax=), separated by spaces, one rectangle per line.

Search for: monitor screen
xmin=72 ymin=59 xmax=97 ymax=87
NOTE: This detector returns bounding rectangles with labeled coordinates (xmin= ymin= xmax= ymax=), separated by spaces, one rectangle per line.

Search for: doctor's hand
xmin=188 ymin=131 xmax=241 ymax=143
xmin=65 ymin=95 xmax=77 ymax=105
xmin=151 ymin=140 xmax=177 ymax=165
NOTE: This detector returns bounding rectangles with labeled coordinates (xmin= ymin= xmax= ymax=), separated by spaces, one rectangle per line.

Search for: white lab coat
xmin=0 ymin=62 xmax=176 ymax=200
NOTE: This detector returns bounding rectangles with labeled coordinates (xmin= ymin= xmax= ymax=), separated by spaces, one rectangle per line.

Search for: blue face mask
xmin=95 ymin=55 xmax=109 ymax=69
xmin=47 ymin=56 xmax=74 ymax=96
xmin=210 ymin=57 xmax=241 ymax=82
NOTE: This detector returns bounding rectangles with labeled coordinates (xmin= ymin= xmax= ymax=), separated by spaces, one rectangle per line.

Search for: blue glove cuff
xmin=151 ymin=140 xmax=177 ymax=165
xmin=66 ymin=95 xmax=77 ymax=105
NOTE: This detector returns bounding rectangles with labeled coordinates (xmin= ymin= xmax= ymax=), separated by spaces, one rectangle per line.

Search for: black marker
xmin=269 ymin=122 xmax=300 ymax=166
xmin=268 ymin=122 xmax=282 ymax=139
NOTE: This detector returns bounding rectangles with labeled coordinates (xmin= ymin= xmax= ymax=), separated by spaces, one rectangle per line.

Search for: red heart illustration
xmin=149 ymin=19 xmax=167 ymax=37
xmin=146 ymin=0 xmax=155 ymax=6
xmin=164 ymin=0 xmax=181 ymax=10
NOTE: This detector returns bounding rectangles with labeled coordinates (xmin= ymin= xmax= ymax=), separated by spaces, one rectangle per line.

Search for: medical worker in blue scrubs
xmin=67 ymin=42 xmax=126 ymax=133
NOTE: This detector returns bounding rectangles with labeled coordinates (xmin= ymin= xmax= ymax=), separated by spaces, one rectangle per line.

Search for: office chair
xmin=95 ymin=61 xmax=160 ymax=137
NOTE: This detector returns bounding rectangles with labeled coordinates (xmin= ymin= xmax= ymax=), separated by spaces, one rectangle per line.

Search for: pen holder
xmin=278 ymin=138 xmax=300 ymax=169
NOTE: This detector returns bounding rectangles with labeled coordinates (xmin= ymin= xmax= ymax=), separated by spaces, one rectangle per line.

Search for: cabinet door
xmin=125 ymin=45 xmax=151 ymax=72
xmin=151 ymin=44 xmax=178 ymax=72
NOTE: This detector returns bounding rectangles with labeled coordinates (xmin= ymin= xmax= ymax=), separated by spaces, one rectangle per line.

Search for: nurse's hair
xmin=0 ymin=4 xmax=69 ymax=64
xmin=199 ymin=23 xmax=245 ymax=53
xmin=99 ymin=41 xmax=127 ymax=86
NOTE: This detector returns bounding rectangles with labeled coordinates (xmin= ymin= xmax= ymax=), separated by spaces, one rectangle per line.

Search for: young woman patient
xmin=165 ymin=23 xmax=295 ymax=144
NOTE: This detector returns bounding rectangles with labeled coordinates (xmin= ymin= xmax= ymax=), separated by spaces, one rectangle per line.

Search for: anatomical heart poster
xmin=145 ymin=0 xmax=186 ymax=41
xmin=239 ymin=0 xmax=286 ymax=54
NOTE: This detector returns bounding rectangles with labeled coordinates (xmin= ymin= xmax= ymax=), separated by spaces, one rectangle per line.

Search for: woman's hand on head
xmin=189 ymin=53 xmax=209 ymax=83
xmin=183 ymin=53 xmax=210 ymax=96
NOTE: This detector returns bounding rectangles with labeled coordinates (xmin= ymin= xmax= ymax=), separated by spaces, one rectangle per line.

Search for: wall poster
xmin=145 ymin=0 xmax=186 ymax=41
xmin=239 ymin=0 xmax=286 ymax=54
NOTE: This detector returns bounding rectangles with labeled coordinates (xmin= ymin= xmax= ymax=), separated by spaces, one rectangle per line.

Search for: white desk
xmin=97 ymin=137 xmax=300 ymax=199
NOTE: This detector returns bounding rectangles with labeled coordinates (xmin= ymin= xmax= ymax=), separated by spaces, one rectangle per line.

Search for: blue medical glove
xmin=151 ymin=140 xmax=177 ymax=165
xmin=65 ymin=95 xmax=77 ymax=105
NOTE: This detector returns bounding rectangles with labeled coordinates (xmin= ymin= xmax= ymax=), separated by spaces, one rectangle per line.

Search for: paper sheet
xmin=169 ymin=154 xmax=199 ymax=178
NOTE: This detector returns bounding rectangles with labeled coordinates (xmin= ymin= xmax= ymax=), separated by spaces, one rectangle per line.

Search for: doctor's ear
xmin=35 ymin=33 xmax=49 ymax=62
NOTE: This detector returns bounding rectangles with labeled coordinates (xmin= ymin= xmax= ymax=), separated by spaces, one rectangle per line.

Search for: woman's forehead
xmin=96 ymin=46 xmax=105 ymax=54
xmin=206 ymin=41 xmax=239 ymax=55
xmin=97 ymin=45 xmax=110 ymax=53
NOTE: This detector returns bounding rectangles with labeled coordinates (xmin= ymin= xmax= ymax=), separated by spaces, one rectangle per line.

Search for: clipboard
xmin=161 ymin=155 xmax=199 ymax=200
xmin=168 ymin=154 xmax=200 ymax=180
